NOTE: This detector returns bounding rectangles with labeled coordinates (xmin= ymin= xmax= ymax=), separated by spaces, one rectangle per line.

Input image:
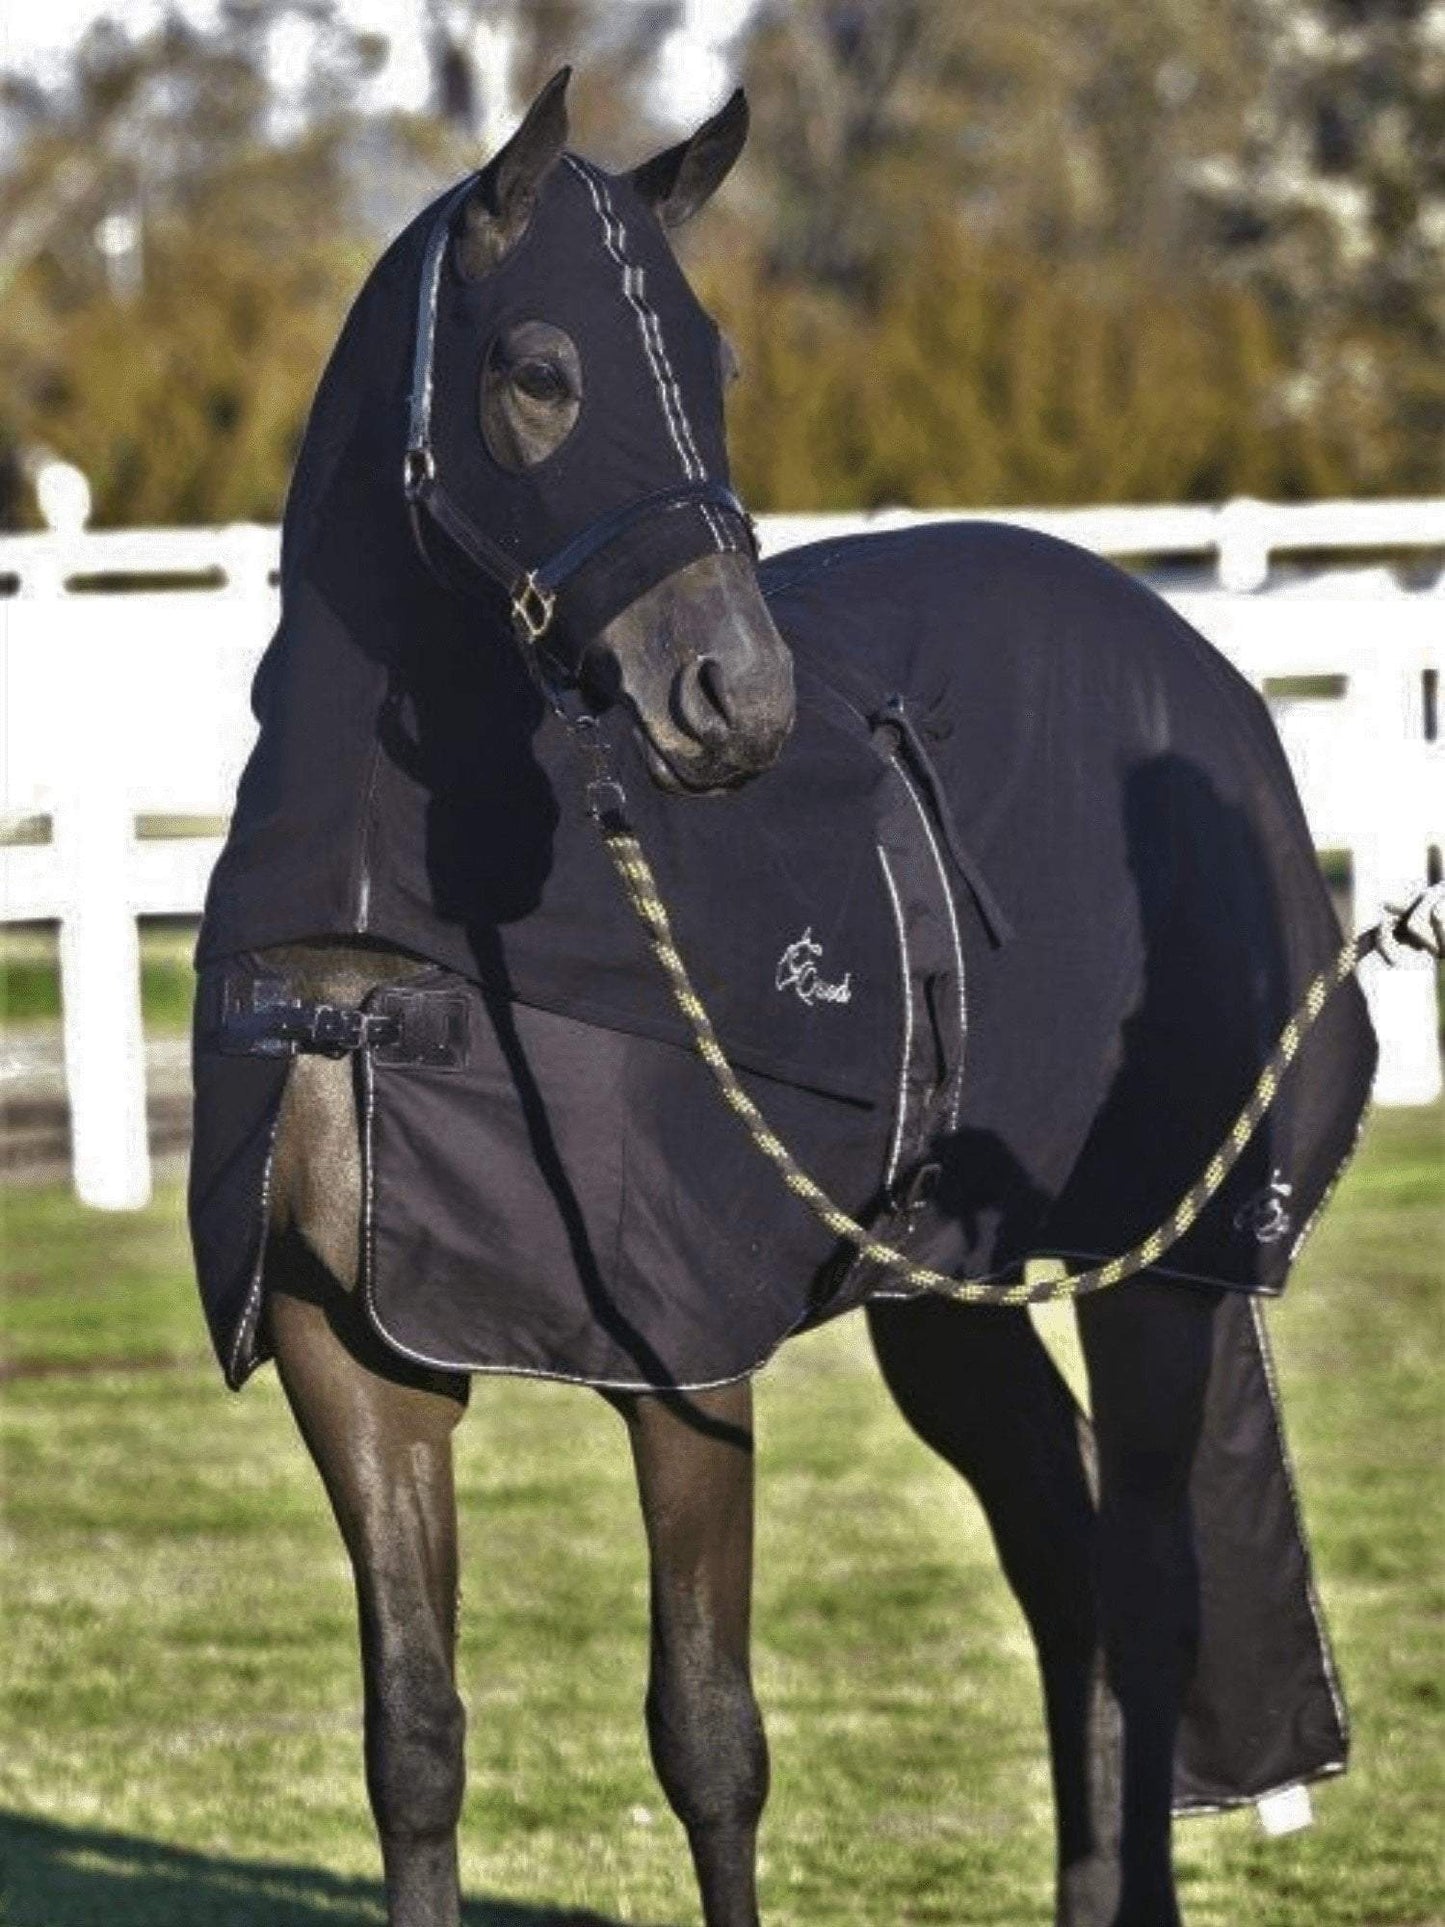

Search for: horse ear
xmin=629 ymin=88 xmax=748 ymax=228
xmin=454 ymin=68 xmax=571 ymax=279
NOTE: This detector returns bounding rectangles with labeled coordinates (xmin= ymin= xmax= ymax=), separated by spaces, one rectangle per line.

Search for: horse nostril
xmin=672 ymin=654 xmax=735 ymax=746
xmin=697 ymin=656 xmax=735 ymax=725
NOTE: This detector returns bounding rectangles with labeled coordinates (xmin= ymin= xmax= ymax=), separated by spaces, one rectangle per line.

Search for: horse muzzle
xmin=592 ymin=551 xmax=796 ymax=795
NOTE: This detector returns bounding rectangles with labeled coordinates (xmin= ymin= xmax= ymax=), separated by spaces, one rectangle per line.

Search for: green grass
xmin=1 ymin=1107 xmax=1441 ymax=1925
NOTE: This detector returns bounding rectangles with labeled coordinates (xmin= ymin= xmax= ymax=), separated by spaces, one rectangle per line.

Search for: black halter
xmin=402 ymin=178 xmax=756 ymax=691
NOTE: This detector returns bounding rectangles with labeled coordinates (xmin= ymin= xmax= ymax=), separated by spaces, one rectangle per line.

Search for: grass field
xmin=1 ymin=1105 xmax=1441 ymax=1926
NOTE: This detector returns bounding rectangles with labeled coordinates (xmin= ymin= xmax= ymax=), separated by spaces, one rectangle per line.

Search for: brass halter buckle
xmin=511 ymin=573 xmax=557 ymax=643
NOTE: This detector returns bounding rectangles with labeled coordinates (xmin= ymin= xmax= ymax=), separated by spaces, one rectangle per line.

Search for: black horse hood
xmin=275 ymin=151 xmax=736 ymax=621
xmin=276 ymin=157 xmax=739 ymax=673
xmin=428 ymin=158 xmax=735 ymax=577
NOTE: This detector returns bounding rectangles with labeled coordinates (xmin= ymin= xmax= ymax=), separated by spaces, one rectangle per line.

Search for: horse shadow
xmin=1037 ymin=750 xmax=1302 ymax=1272
xmin=0 ymin=1810 xmax=653 ymax=1927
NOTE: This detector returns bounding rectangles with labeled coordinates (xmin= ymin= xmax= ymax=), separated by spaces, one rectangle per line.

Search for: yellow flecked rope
xmin=598 ymin=821 xmax=1376 ymax=1305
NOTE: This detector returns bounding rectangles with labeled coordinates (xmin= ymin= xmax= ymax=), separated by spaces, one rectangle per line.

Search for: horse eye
xmin=512 ymin=359 xmax=569 ymax=403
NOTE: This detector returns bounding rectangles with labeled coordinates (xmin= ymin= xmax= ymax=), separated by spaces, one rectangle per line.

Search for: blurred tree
xmin=0 ymin=2 xmax=683 ymax=524
xmin=735 ymin=0 xmax=1257 ymax=286
xmin=421 ymin=0 xmax=678 ymax=164
xmin=0 ymin=0 xmax=1431 ymax=523
xmin=705 ymin=223 xmax=1367 ymax=508
xmin=727 ymin=0 xmax=1428 ymax=497
xmin=0 ymin=7 xmax=384 ymax=525
xmin=0 ymin=3 xmax=381 ymax=293
xmin=1191 ymin=0 xmax=1445 ymax=487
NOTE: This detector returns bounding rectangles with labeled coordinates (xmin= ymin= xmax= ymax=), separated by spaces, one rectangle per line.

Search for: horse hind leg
xmin=263 ymin=942 xmax=470 ymax=1927
xmin=613 ymin=1382 xmax=768 ymax=1927
xmin=867 ymin=1296 xmax=1126 ymax=1927
xmin=1076 ymin=1277 xmax=1219 ymax=1927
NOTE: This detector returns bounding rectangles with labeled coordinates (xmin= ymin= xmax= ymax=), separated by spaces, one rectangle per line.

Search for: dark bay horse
xmin=189 ymin=71 xmax=1417 ymax=1927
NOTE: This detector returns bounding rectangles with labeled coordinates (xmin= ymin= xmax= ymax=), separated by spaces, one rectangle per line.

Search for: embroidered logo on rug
xmin=1233 ymin=1169 xmax=1294 ymax=1245
xmin=775 ymin=929 xmax=853 ymax=1007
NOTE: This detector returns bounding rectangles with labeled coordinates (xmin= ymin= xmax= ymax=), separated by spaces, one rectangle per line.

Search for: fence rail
xmin=3 ymin=498 xmax=1441 ymax=1208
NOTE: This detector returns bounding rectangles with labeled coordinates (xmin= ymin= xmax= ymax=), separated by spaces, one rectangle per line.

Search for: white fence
xmin=2 ymin=498 xmax=1441 ymax=1209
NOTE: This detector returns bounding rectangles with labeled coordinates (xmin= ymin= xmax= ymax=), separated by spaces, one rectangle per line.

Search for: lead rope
xmin=582 ymin=750 xmax=1380 ymax=1305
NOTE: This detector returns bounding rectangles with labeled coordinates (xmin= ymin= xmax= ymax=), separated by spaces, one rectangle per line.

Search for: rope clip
xmin=565 ymin=712 xmax=630 ymax=826
xmin=585 ymin=777 xmax=630 ymax=826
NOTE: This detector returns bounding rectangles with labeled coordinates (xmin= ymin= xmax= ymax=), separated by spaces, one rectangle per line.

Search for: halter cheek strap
xmin=402 ymin=177 xmax=756 ymax=687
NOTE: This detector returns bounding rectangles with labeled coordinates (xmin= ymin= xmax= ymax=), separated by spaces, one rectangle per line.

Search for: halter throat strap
xmin=402 ymin=175 xmax=755 ymax=679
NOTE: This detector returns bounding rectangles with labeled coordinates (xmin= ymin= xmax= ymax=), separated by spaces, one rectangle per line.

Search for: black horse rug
xmin=193 ymin=519 xmax=1374 ymax=1395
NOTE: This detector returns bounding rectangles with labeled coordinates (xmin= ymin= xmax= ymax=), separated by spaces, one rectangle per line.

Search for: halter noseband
xmin=402 ymin=176 xmax=756 ymax=689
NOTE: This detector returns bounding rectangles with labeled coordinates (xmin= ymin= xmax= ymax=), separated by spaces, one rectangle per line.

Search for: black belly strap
xmin=205 ymin=969 xmax=470 ymax=1068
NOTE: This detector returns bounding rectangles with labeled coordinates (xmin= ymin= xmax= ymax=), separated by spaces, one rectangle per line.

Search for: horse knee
xmin=646 ymin=1639 xmax=768 ymax=1836
xmin=366 ymin=1662 xmax=467 ymax=1842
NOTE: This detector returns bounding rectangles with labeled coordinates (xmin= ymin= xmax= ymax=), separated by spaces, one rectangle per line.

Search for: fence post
xmin=221 ymin=521 xmax=276 ymax=604
xmin=53 ymin=736 xmax=152 ymax=1210
xmin=15 ymin=534 xmax=66 ymax=602
xmin=1216 ymin=498 xmax=1272 ymax=594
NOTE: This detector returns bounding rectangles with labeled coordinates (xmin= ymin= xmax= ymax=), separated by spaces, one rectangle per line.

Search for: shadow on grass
xmin=0 ymin=1810 xmax=651 ymax=1926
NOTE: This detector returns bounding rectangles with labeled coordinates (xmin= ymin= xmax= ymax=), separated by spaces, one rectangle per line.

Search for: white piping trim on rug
xmin=891 ymin=759 xmax=968 ymax=1128
xmin=875 ymin=842 xmax=914 ymax=1195
xmin=1248 ymin=1294 xmax=1351 ymax=1750
xmin=226 ymin=1068 xmax=289 ymax=1386
xmin=1173 ymin=1758 xmax=1345 ymax=1820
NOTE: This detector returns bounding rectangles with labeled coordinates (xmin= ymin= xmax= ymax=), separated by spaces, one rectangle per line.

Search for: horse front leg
xmin=270 ymin=1264 xmax=469 ymax=1926
xmin=613 ymin=1382 xmax=769 ymax=1927
xmin=267 ymin=1049 xmax=470 ymax=1927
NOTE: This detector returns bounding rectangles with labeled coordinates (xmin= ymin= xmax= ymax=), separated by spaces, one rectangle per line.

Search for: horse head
xmin=410 ymin=68 xmax=794 ymax=795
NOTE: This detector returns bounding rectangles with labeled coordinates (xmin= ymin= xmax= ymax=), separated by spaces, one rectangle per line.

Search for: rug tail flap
xmin=1173 ymin=1291 xmax=1347 ymax=1811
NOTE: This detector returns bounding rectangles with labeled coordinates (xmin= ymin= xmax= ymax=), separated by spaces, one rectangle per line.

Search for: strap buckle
xmin=213 ymin=975 xmax=403 ymax=1059
xmin=306 ymin=1004 xmax=376 ymax=1057
xmin=511 ymin=572 xmax=557 ymax=643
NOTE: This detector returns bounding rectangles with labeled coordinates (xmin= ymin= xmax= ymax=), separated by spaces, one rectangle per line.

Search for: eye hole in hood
xmin=479 ymin=319 xmax=583 ymax=472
